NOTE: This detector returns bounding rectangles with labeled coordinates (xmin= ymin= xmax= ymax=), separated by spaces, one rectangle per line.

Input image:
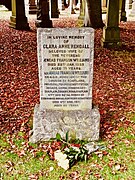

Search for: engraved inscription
xmin=37 ymin=28 xmax=94 ymax=110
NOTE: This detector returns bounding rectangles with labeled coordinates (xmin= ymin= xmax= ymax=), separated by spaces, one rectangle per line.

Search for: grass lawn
xmin=0 ymin=113 xmax=134 ymax=179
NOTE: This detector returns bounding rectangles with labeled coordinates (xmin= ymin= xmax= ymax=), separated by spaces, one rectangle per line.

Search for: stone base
xmin=101 ymin=38 xmax=121 ymax=48
xmin=77 ymin=19 xmax=84 ymax=27
xmin=121 ymin=12 xmax=127 ymax=22
xmin=51 ymin=12 xmax=59 ymax=18
xmin=121 ymin=16 xmax=127 ymax=22
xmin=29 ymin=104 xmax=100 ymax=143
xmin=35 ymin=20 xmax=53 ymax=28
xmin=101 ymin=26 xmax=121 ymax=48
xmin=9 ymin=16 xmax=30 ymax=30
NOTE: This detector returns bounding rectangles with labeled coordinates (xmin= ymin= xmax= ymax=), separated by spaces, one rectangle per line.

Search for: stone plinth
xmin=101 ymin=26 xmax=121 ymax=47
xmin=30 ymin=104 xmax=100 ymax=143
xmin=30 ymin=28 xmax=100 ymax=143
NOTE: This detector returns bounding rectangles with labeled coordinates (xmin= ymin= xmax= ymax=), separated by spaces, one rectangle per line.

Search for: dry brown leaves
xmin=0 ymin=18 xmax=135 ymax=139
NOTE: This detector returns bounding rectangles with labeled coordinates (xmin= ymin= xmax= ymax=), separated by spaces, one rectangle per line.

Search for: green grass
xmin=0 ymin=119 xmax=135 ymax=180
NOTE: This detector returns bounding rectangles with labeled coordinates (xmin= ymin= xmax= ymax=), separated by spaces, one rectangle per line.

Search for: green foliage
xmin=56 ymin=133 xmax=62 ymax=141
xmin=64 ymin=145 xmax=88 ymax=168
xmin=65 ymin=131 xmax=69 ymax=142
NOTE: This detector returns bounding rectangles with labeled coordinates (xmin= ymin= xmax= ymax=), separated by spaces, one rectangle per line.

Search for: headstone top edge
xmin=37 ymin=27 xmax=94 ymax=33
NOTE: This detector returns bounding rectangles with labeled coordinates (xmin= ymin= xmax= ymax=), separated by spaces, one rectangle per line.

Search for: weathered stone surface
xmin=30 ymin=27 xmax=100 ymax=143
xmin=29 ymin=104 xmax=100 ymax=143
xmin=37 ymin=28 xmax=94 ymax=111
xmin=101 ymin=26 xmax=121 ymax=47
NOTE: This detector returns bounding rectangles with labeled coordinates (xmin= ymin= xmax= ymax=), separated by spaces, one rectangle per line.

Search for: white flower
xmin=54 ymin=150 xmax=69 ymax=170
xmin=58 ymin=158 xmax=69 ymax=170
xmin=54 ymin=150 xmax=67 ymax=161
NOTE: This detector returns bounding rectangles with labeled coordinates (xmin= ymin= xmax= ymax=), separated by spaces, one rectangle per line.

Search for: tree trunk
xmin=84 ymin=0 xmax=104 ymax=28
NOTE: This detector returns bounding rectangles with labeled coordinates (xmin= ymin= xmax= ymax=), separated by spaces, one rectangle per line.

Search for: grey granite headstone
xmin=30 ymin=28 xmax=100 ymax=143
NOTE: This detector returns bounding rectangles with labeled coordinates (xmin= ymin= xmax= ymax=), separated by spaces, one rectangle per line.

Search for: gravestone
xmin=50 ymin=0 xmax=59 ymax=18
xmin=120 ymin=0 xmax=127 ymax=22
xmin=36 ymin=0 xmax=52 ymax=28
xmin=30 ymin=28 xmax=100 ymax=143
xmin=9 ymin=0 xmax=30 ymax=30
xmin=101 ymin=0 xmax=121 ymax=48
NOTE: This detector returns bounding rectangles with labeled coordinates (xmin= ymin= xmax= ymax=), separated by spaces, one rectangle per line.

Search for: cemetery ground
xmin=0 ymin=12 xmax=135 ymax=179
